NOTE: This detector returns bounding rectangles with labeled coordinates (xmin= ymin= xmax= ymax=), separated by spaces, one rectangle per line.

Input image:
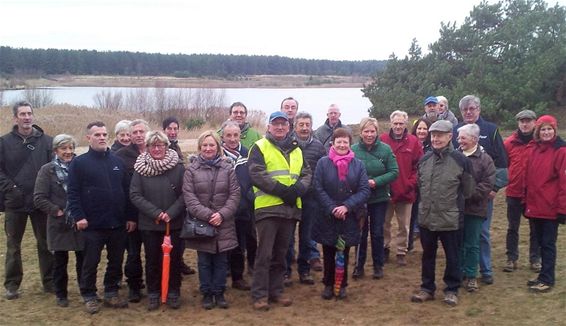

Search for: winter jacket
xmin=33 ymin=161 xmax=84 ymax=252
xmin=183 ymin=156 xmax=240 ymax=254
xmin=418 ymin=144 xmax=475 ymax=231
xmin=380 ymin=130 xmax=423 ymax=203
xmin=240 ymin=123 xmax=263 ymax=150
xmin=169 ymin=140 xmax=185 ymax=163
xmin=130 ymin=163 xmax=185 ymax=232
xmin=110 ymin=141 xmax=126 ymax=153
xmin=461 ymin=146 xmax=496 ymax=218
xmin=115 ymin=143 xmax=142 ymax=176
xmin=423 ymin=110 xmax=458 ymax=127
xmin=524 ymin=137 xmax=566 ymax=220
xmin=504 ymin=131 xmax=535 ymax=198
xmin=67 ymin=148 xmax=135 ymax=230
xmin=312 ymin=156 xmax=370 ymax=247
xmin=351 ymin=139 xmax=398 ymax=204
xmin=0 ymin=125 xmax=52 ymax=212
xmin=223 ymin=145 xmax=254 ymax=220
xmin=297 ymin=135 xmax=326 ymax=193
xmin=314 ymin=119 xmax=352 ymax=150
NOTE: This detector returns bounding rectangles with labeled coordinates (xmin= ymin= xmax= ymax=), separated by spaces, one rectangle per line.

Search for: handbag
xmin=180 ymin=214 xmax=218 ymax=239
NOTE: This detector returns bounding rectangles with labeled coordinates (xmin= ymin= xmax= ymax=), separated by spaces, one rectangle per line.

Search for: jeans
xmin=285 ymin=196 xmax=319 ymax=275
xmin=460 ymin=215 xmax=483 ymax=278
xmin=479 ymin=200 xmax=493 ymax=277
xmin=124 ymin=229 xmax=143 ymax=290
xmin=355 ymin=201 xmax=388 ymax=270
xmin=197 ymin=251 xmax=228 ymax=295
xmin=53 ymin=251 xmax=83 ymax=299
xmin=531 ymin=219 xmax=559 ymax=286
xmin=419 ymin=227 xmax=462 ymax=294
xmin=141 ymin=230 xmax=183 ymax=297
xmin=229 ymin=218 xmax=257 ymax=281
xmin=384 ymin=201 xmax=413 ymax=256
xmin=322 ymin=245 xmax=350 ymax=288
xmin=80 ymin=228 xmax=126 ymax=300
xmin=505 ymin=197 xmax=541 ymax=263
xmin=4 ymin=210 xmax=54 ymax=291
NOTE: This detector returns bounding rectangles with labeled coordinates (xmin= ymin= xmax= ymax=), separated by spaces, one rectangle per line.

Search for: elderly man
xmin=280 ymin=97 xmax=299 ymax=125
xmin=248 ymin=111 xmax=312 ymax=310
xmin=379 ymin=110 xmax=423 ymax=266
xmin=227 ymin=102 xmax=262 ymax=150
xmin=452 ymin=95 xmax=508 ymax=285
xmin=315 ymin=104 xmax=352 ymax=150
xmin=411 ymin=120 xmax=474 ymax=307
xmin=422 ymin=96 xmax=440 ymax=122
xmin=503 ymin=110 xmax=541 ymax=272
xmin=0 ymin=101 xmax=54 ymax=300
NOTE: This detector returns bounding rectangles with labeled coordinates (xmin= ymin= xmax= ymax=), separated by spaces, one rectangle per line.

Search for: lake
xmin=2 ymin=87 xmax=372 ymax=127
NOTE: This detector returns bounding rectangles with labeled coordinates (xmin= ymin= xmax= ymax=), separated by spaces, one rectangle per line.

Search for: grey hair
xmin=457 ymin=123 xmax=480 ymax=139
xmin=294 ymin=111 xmax=313 ymax=127
xmin=436 ymin=96 xmax=449 ymax=108
xmin=144 ymin=130 xmax=170 ymax=147
xmin=52 ymin=134 xmax=76 ymax=149
xmin=220 ymin=120 xmax=241 ymax=135
xmin=130 ymin=119 xmax=150 ymax=131
xmin=12 ymin=101 xmax=33 ymax=117
xmin=114 ymin=120 xmax=132 ymax=135
xmin=459 ymin=95 xmax=481 ymax=111
xmin=389 ymin=110 xmax=409 ymax=123
xmin=328 ymin=104 xmax=340 ymax=112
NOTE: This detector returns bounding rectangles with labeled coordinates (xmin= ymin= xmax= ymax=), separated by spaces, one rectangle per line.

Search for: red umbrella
xmin=161 ymin=222 xmax=172 ymax=304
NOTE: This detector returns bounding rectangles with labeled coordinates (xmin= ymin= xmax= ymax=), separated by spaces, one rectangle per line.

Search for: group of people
xmin=0 ymin=94 xmax=563 ymax=314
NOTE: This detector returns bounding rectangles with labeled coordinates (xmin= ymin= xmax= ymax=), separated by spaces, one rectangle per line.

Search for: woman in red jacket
xmin=524 ymin=115 xmax=566 ymax=292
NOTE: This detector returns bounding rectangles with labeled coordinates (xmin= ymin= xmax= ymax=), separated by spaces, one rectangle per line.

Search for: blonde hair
xmin=145 ymin=130 xmax=170 ymax=148
xmin=360 ymin=117 xmax=379 ymax=133
xmin=197 ymin=130 xmax=223 ymax=156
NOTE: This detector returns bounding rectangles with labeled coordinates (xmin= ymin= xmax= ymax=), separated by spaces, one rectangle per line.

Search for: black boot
xmin=215 ymin=293 xmax=229 ymax=309
xmin=202 ymin=294 xmax=214 ymax=310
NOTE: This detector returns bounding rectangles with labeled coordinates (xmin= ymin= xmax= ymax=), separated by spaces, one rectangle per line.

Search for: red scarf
xmin=328 ymin=146 xmax=354 ymax=181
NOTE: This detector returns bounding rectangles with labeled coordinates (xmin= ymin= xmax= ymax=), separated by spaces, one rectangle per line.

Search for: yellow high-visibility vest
xmin=252 ymin=138 xmax=303 ymax=209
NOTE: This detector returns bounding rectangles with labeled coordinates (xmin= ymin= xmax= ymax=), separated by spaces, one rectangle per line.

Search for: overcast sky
xmin=1 ymin=0 xmax=565 ymax=61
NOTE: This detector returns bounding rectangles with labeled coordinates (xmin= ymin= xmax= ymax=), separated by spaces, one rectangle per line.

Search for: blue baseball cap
xmin=424 ymin=96 xmax=438 ymax=105
xmin=269 ymin=111 xmax=289 ymax=123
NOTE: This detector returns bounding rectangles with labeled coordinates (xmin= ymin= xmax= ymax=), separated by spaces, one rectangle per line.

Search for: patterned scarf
xmin=52 ymin=156 xmax=72 ymax=192
xmin=328 ymin=146 xmax=354 ymax=181
xmin=134 ymin=149 xmax=179 ymax=177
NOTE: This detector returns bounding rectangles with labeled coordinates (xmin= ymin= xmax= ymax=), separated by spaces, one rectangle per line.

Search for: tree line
xmin=0 ymin=46 xmax=386 ymax=77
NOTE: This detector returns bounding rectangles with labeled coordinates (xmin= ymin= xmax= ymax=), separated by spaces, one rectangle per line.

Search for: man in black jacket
xmin=0 ymin=101 xmax=54 ymax=300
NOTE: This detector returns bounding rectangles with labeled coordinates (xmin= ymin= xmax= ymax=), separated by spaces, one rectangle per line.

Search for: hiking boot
xmin=530 ymin=262 xmax=542 ymax=273
xmin=181 ymin=262 xmax=196 ymax=275
xmin=253 ymin=298 xmax=270 ymax=311
xmin=270 ymin=294 xmax=292 ymax=307
xmin=166 ymin=295 xmax=181 ymax=309
xmin=411 ymin=290 xmax=434 ymax=303
xmin=321 ymin=285 xmax=333 ymax=300
xmin=147 ymin=295 xmax=160 ymax=311
xmin=5 ymin=289 xmax=20 ymax=300
xmin=352 ymin=267 xmax=364 ymax=280
xmin=232 ymin=279 xmax=251 ymax=291
xmin=215 ymin=293 xmax=229 ymax=309
xmin=396 ymin=255 xmax=407 ymax=267
xmin=202 ymin=294 xmax=214 ymax=310
xmin=465 ymin=278 xmax=479 ymax=292
xmin=480 ymin=275 xmax=494 ymax=285
xmin=527 ymin=277 xmax=541 ymax=286
xmin=56 ymin=297 xmax=69 ymax=307
xmin=103 ymin=296 xmax=128 ymax=308
xmin=128 ymin=288 xmax=141 ymax=303
xmin=309 ymin=258 xmax=323 ymax=272
xmin=443 ymin=292 xmax=458 ymax=306
xmin=503 ymin=260 xmax=518 ymax=272
xmin=337 ymin=287 xmax=347 ymax=300
xmin=529 ymin=282 xmax=552 ymax=293
xmin=373 ymin=266 xmax=384 ymax=279
xmin=299 ymin=273 xmax=315 ymax=285
xmin=84 ymin=299 xmax=100 ymax=314
xmin=283 ymin=274 xmax=293 ymax=287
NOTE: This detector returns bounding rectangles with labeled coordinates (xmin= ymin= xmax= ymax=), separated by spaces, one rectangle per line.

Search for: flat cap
xmin=515 ymin=110 xmax=536 ymax=120
xmin=429 ymin=120 xmax=453 ymax=133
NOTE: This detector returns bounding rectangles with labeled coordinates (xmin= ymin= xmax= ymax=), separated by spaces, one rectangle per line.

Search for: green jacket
xmin=240 ymin=123 xmax=262 ymax=150
xmin=351 ymin=139 xmax=398 ymax=204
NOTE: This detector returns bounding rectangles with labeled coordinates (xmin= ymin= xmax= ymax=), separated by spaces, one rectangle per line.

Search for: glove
xmin=290 ymin=182 xmax=307 ymax=197
xmin=280 ymin=189 xmax=298 ymax=207
xmin=557 ymin=214 xmax=566 ymax=225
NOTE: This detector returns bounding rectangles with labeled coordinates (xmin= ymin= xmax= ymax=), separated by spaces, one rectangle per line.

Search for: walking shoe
xmin=411 ymin=290 xmax=434 ymax=303
xmin=503 ymin=260 xmax=518 ymax=272
xmin=147 ymin=296 xmax=160 ymax=311
xmin=215 ymin=293 xmax=229 ymax=309
xmin=443 ymin=292 xmax=458 ymax=306
xmin=166 ymin=295 xmax=181 ymax=309
xmin=283 ymin=274 xmax=293 ymax=287
xmin=527 ymin=277 xmax=541 ymax=286
xmin=480 ymin=275 xmax=494 ymax=285
xmin=321 ymin=285 xmax=333 ymax=300
xmin=56 ymin=297 xmax=69 ymax=307
xmin=232 ymin=279 xmax=251 ymax=291
xmin=530 ymin=262 xmax=542 ymax=273
xmin=103 ymin=296 xmax=128 ymax=308
xmin=373 ymin=266 xmax=384 ymax=279
xmin=299 ymin=273 xmax=315 ymax=285
xmin=181 ymin=262 xmax=196 ymax=275
xmin=465 ymin=278 xmax=479 ymax=292
xmin=270 ymin=294 xmax=292 ymax=307
xmin=352 ymin=267 xmax=364 ymax=280
xmin=253 ymin=298 xmax=270 ymax=311
xmin=309 ymin=258 xmax=323 ymax=272
xmin=529 ymin=282 xmax=552 ymax=293
xmin=5 ymin=289 xmax=20 ymax=300
xmin=84 ymin=299 xmax=100 ymax=314
xmin=384 ymin=248 xmax=390 ymax=263
xmin=396 ymin=255 xmax=407 ymax=267
xmin=337 ymin=287 xmax=347 ymax=300
xmin=202 ymin=294 xmax=214 ymax=310
xmin=128 ymin=288 xmax=142 ymax=303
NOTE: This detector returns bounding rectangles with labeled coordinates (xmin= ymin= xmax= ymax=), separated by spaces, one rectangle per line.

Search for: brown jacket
xmin=182 ymin=156 xmax=240 ymax=254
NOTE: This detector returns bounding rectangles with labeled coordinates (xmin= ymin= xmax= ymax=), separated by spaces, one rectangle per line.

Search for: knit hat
xmin=534 ymin=115 xmax=558 ymax=141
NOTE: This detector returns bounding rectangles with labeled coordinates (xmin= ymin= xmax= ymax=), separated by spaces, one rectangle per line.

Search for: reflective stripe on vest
xmin=253 ymin=138 xmax=303 ymax=209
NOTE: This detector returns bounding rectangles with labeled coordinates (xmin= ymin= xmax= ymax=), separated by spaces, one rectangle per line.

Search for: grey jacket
xmin=461 ymin=146 xmax=496 ymax=218
xmin=314 ymin=119 xmax=352 ymax=150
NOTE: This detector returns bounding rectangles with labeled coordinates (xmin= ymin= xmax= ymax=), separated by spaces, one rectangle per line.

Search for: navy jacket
xmin=223 ymin=144 xmax=254 ymax=220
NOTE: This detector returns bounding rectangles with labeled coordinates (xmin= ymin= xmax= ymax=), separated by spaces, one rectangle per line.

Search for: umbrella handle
xmin=166 ymin=222 xmax=170 ymax=236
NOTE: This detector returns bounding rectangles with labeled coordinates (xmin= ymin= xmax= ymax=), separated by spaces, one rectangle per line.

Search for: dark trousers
xmin=355 ymin=201 xmax=388 ymax=270
xmin=322 ymin=245 xmax=350 ymax=288
xmin=286 ymin=196 xmax=319 ymax=275
xmin=4 ymin=210 xmax=54 ymax=291
xmin=251 ymin=217 xmax=295 ymax=301
xmin=124 ymin=229 xmax=143 ymax=290
xmin=419 ymin=227 xmax=462 ymax=294
xmin=532 ymin=219 xmax=559 ymax=286
xmin=53 ymin=250 xmax=83 ymax=299
xmin=197 ymin=251 xmax=228 ymax=295
xmin=80 ymin=228 xmax=126 ymax=300
xmin=408 ymin=196 xmax=420 ymax=251
xmin=506 ymin=197 xmax=540 ymax=263
xmin=141 ymin=230 xmax=183 ymax=297
xmin=229 ymin=218 xmax=257 ymax=281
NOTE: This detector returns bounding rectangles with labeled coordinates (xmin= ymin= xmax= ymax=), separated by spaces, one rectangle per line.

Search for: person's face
xmin=55 ymin=143 xmax=75 ymax=163
xmin=327 ymin=108 xmax=341 ymax=125
xmin=148 ymin=141 xmax=167 ymax=160
xmin=281 ymin=99 xmax=298 ymax=120
xmin=165 ymin=122 xmax=179 ymax=141
xmin=361 ymin=125 xmax=378 ymax=146
xmin=461 ymin=104 xmax=481 ymax=124
xmin=391 ymin=116 xmax=406 ymax=138
xmin=438 ymin=100 xmax=448 ymax=114
xmin=431 ymin=131 xmax=452 ymax=150
xmin=116 ymin=131 xmax=131 ymax=146
xmin=131 ymin=124 xmax=147 ymax=146
xmin=294 ymin=117 xmax=312 ymax=141
xmin=332 ymin=136 xmax=350 ymax=155
xmin=518 ymin=118 xmax=535 ymax=134
xmin=268 ymin=118 xmax=290 ymax=141
xmin=222 ymin=125 xmax=241 ymax=151
xmin=539 ymin=124 xmax=555 ymax=142
xmin=425 ymin=102 xmax=438 ymax=116
xmin=200 ymin=136 xmax=218 ymax=160
xmin=14 ymin=106 xmax=34 ymax=132
xmin=87 ymin=126 xmax=108 ymax=152
xmin=415 ymin=121 xmax=429 ymax=141
xmin=230 ymin=106 xmax=247 ymax=126
xmin=457 ymin=132 xmax=477 ymax=151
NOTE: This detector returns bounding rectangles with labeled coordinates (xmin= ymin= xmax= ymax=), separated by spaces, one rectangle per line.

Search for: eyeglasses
xmin=271 ymin=121 xmax=289 ymax=127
